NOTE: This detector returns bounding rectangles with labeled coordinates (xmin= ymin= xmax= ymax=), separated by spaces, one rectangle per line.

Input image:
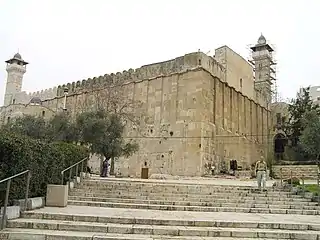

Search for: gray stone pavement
xmin=31 ymin=205 xmax=320 ymax=225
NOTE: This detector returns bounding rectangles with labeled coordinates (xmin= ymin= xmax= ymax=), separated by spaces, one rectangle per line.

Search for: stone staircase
xmin=2 ymin=177 xmax=320 ymax=239
xmin=68 ymin=179 xmax=320 ymax=215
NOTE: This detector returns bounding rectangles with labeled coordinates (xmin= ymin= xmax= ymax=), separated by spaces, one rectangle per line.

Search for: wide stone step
xmin=6 ymin=218 xmax=320 ymax=239
xmin=78 ymin=189 xmax=296 ymax=197
xmin=69 ymin=190 xmax=310 ymax=202
xmin=0 ymin=228 xmax=282 ymax=240
xmin=80 ymin=183 xmax=284 ymax=191
xmin=68 ymin=196 xmax=320 ymax=209
xmin=82 ymin=185 xmax=278 ymax=190
xmin=84 ymin=179 xmax=275 ymax=188
xmin=68 ymin=200 xmax=320 ymax=215
xmin=20 ymin=208 xmax=320 ymax=230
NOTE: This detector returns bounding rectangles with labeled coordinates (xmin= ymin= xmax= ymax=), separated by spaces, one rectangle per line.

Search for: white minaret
xmin=4 ymin=53 xmax=28 ymax=106
xmin=250 ymin=34 xmax=276 ymax=103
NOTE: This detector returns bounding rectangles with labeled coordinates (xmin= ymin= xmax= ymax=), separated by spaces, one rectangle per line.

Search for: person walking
xmin=255 ymin=156 xmax=267 ymax=192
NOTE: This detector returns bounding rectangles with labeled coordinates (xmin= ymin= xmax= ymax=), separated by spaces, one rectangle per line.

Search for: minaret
xmin=4 ymin=53 xmax=28 ymax=106
xmin=250 ymin=34 xmax=276 ymax=103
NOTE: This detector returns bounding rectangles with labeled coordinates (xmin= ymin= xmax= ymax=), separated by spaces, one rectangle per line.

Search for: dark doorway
xmin=274 ymin=133 xmax=286 ymax=161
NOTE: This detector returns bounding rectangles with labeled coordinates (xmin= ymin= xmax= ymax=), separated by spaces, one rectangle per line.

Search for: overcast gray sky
xmin=0 ymin=0 xmax=319 ymax=105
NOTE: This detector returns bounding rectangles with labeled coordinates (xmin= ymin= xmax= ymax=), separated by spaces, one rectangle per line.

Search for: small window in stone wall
xmin=42 ymin=111 xmax=45 ymax=117
xmin=12 ymin=99 xmax=15 ymax=104
xmin=240 ymin=78 xmax=243 ymax=88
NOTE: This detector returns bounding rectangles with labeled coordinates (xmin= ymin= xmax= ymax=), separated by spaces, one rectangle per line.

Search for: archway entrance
xmin=274 ymin=133 xmax=286 ymax=161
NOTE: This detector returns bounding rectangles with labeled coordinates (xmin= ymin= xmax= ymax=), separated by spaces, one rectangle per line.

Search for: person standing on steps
xmin=255 ymin=156 xmax=267 ymax=192
xmin=101 ymin=158 xmax=110 ymax=177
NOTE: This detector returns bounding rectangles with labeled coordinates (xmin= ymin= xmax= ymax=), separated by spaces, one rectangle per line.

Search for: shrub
xmin=0 ymin=130 xmax=88 ymax=205
xmin=305 ymin=184 xmax=320 ymax=196
xmin=285 ymin=177 xmax=301 ymax=186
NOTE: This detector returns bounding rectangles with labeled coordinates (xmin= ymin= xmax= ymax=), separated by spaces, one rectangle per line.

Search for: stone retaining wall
xmin=272 ymin=165 xmax=319 ymax=180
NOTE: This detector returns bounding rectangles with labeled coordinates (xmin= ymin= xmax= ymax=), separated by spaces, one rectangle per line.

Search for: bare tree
xmin=76 ymin=81 xmax=145 ymax=136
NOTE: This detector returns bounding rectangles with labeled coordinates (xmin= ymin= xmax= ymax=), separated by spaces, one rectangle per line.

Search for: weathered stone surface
xmin=3 ymin=177 xmax=320 ymax=239
xmin=273 ymin=165 xmax=319 ymax=180
xmin=13 ymin=197 xmax=45 ymax=211
xmin=46 ymin=184 xmax=68 ymax=207
xmin=0 ymin=206 xmax=20 ymax=220
xmin=1 ymin=49 xmax=272 ymax=178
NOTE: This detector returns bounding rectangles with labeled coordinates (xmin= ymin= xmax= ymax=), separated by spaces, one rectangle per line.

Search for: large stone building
xmin=0 ymin=34 xmax=277 ymax=177
xmin=299 ymin=85 xmax=320 ymax=105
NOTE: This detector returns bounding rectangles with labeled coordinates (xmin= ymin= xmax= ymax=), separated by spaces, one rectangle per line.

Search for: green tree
xmin=2 ymin=113 xmax=78 ymax=143
xmin=46 ymin=112 xmax=78 ymax=142
xmin=75 ymin=109 xmax=139 ymax=174
xmin=3 ymin=115 xmax=47 ymax=140
xmin=300 ymin=110 xmax=320 ymax=161
xmin=283 ymin=87 xmax=320 ymax=160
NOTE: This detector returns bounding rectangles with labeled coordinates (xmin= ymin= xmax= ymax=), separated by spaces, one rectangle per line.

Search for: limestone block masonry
xmin=41 ymin=52 xmax=271 ymax=177
xmin=46 ymin=184 xmax=69 ymax=207
xmin=273 ymin=165 xmax=320 ymax=180
xmin=1 ymin=48 xmax=273 ymax=177
xmin=2 ymin=177 xmax=320 ymax=239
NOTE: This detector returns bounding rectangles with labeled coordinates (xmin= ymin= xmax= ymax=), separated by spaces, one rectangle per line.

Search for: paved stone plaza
xmin=1 ymin=176 xmax=320 ymax=239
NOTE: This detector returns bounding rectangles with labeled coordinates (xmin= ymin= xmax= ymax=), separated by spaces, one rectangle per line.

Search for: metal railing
xmin=61 ymin=158 xmax=88 ymax=185
xmin=0 ymin=170 xmax=31 ymax=230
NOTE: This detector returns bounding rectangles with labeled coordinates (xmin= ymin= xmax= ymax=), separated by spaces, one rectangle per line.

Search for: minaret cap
xmin=5 ymin=52 xmax=28 ymax=65
xmin=257 ymin=34 xmax=267 ymax=45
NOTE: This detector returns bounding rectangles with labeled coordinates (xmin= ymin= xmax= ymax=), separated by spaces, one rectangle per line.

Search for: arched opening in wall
xmin=12 ymin=99 xmax=15 ymax=104
xmin=274 ymin=133 xmax=286 ymax=161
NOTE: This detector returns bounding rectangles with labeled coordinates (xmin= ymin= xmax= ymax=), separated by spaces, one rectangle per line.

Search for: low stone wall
xmin=0 ymin=196 xmax=45 ymax=226
xmin=13 ymin=197 xmax=45 ymax=211
xmin=273 ymin=165 xmax=319 ymax=180
xmin=0 ymin=206 xmax=20 ymax=221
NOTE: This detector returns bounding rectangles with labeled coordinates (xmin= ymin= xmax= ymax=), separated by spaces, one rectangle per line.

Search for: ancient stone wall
xmin=215 ymin=46 xmax=255 ymax=100
xmin=12 ymin=87 xmax=58 ymax=105
xmin=201 ymin=71 xmax=270 ymax=174
xmin=40 ymin=55 xmax=269 ymax=177
xmin=2 ymin=52 xmax=271 ymax=177
xmin=273 ymin=165 xmax=319 ymax=180
xmin=0 ymin=104 xmax=55 ymax=125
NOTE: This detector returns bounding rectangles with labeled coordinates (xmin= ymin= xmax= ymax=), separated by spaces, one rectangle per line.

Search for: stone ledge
xmin=68 ymin=195 xmax=317 ymax=206
xmin=0 ymin=229 xmax=284 ymax=240
xmin=0 ymin=206 xmax=20 ymax=220
xmin=68 ymin=200 xmax=320 ymax=215
xmin=5 ymin=220 xmax=320 ymax=239
xmin=13 ymin=197 xmax=45 ymax=211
